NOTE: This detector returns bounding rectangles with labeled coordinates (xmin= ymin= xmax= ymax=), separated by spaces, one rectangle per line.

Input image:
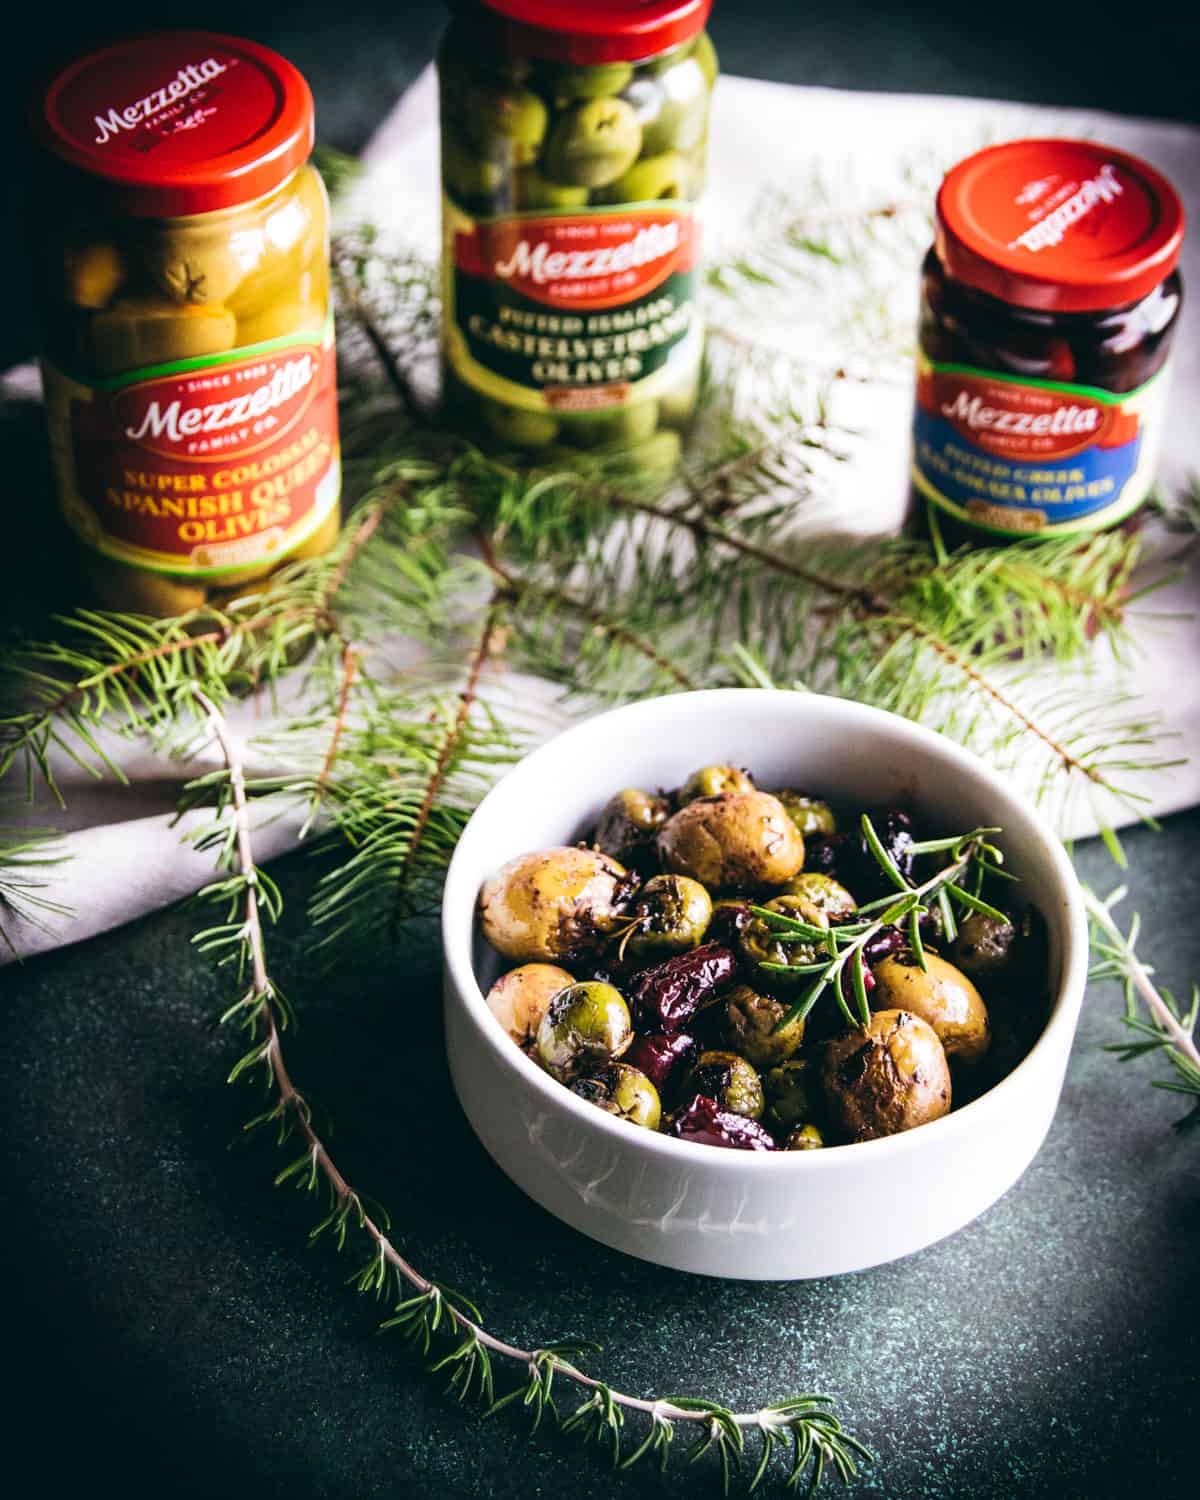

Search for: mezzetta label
xmin=448 ymin=204 xmax=699 ymax=405
xmin=911 ymin=360 xmax=1159 ymax=535
xmin=46 ymin=326 xmax=341 ymax=577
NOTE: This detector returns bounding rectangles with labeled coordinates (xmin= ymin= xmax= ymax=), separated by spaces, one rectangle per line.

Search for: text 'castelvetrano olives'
xmin=478 ymin=760 xmax=1050 ymax=1152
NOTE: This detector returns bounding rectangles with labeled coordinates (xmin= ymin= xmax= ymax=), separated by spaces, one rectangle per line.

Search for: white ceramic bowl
xmin=442 ymin=690 xmax=1088 ymax=1280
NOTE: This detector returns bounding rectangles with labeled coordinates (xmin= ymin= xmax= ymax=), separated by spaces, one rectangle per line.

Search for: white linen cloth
xmin=3 ymin=69 xmax=1198 ymax=963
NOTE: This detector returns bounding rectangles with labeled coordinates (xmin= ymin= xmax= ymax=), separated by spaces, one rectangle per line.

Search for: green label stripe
xmin=64 ymin=312 xmax=334 ymax=393
xmin=924 ymin=358 xmax=1162 ymax=407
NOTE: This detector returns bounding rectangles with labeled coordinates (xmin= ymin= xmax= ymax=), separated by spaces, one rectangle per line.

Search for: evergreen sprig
xmin=0 ymin=821 xmax=69 ymax=956
xmin=190 ymin=691 xmax=871 ymax=1495
xmin=1086 ymin=885 xmax=1200 ymax=1132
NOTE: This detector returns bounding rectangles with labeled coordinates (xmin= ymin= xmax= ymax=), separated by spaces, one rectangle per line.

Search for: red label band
xmin=915 ymin=368 xmax=1137 ymax=461
xmin=455 ymin=208 xmax=698 ymax=311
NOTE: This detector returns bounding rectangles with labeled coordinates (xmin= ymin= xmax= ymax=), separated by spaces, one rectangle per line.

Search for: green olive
xmin=144 ymin=229 xmax=247 ymax=305
xmin=481 ymin=398 xmax=560 ymax=449
xmin=442 ymin=132 xmax=511 ymax=204
xmin=513 ymin=168 xmax=591 ymax=210
xmin=486 ymin=963 xmax=576 ymax=1052
xmin=563 ymin=400 xmax=659 ymax=449
xmin=624 ymin=874 xmax=712 ymax=960
xmin=784 ymin=1124 xmax=824 ymax=1151
xmin=64 ymin=241 xmax=124 ymax=309
xmin=776 ymin=872 xmax=856 ymax=920
xmin=871 ymin=953 xmax=990 ymax=1064
xmin=739 ymin=896 xmax=829 ymax=989
xmin=687 ymin=1049 xmax=765 ymax=1120
xmin=636 ymin=57 xmax=709 ymax=155
xmin=774 ymin=791 xmax=837 ymax=839
xmin=536 ymin=981 xmax=633 ymax=1082
xmin=822 ymin=1009 xmax=952 ymax=1142
xmin=657 ymin=349 xmax=703 ymax=431
xmin=479 ymin=846 xmax=628 ymax=962
xmin=569 ymin=1062 xmax=661 ymax=1129
xmin=763 ymin=1057 xmax=817 ymax=1131
xmin=89 ymin=299 xmax=238 ymax=375
xmin=679 ymin=764 xmax=756 ymax=804
xmin=543 ymin=62 xmax=634 ymax=101
xmin=658 ymin=791 xmax=805 ymax=892
xmin=723 ymin=983 xmax=806 ymax=1066
xmin=593 ymin=786 xmax=670 ymax=864
xmin=598 ymin=152 xmax=692 ymax=204
xmin=236 ymin=300 xmax=324 ymax=347
xmin=543 ymin=97 xmax=643 ymax=188
xmin=464 ymin=85 xmax=549 ymax=166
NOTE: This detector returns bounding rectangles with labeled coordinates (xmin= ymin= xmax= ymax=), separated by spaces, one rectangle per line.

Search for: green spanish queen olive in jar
xmin=438 ymin=2 xmax=717 ymax=484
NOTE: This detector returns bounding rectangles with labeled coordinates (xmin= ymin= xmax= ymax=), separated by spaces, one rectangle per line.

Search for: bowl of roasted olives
xmin=442 ymin=690 xmax=1088 ymax=1279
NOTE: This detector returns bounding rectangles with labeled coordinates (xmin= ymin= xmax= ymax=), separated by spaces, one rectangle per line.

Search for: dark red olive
xmin=666 ymin=1094 xmax=777 ymax=1151
xmin=627 ymin=942 xmax=738 ymax=1033
xmin=625 ymin=1031 xmax=698 ymax=1089
xmin=862 ymin=926 xmax=905 ymax=965
xmin=707 ymin=900 xmax=754 ymax=947
xmin=804 ymin=832 xmax=852 ymax=880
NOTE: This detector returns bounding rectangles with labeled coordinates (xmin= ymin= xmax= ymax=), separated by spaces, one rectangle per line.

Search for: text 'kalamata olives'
xmin=627 ymin=942 xmax=737 ymax=1033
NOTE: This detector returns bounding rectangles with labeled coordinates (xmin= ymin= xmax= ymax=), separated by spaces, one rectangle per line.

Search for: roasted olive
xmin=667 ymin=1094 xmax=776 ymax=1151
xmin=569 ymin=1062 xmax=661 ymax=1129
xmin=478 ymin=846 xmax=628 ymax=962
xmin=763 ymin=1057 xmax=818 ymax=1132
xmin=776 ymin=872 xmax=857 ymax=919
xmin=678 ymin=764 xmax=756 ymax=804
xmin=950 ymin=909 xmax=1044 ymax=982
xmin=657 ymin=790 xmax=804 ymax=891
xmin=723 ymin=984 xmax=806 ymax=1067
xmin=543 ymin=97 xmax=643 ymax=188
xmin=871 ymin=952 xmax=990 ymax=1064
xmin=593 ymin=786 xmax=670 ymax=866
xmin=623 ymin=874 xmax=712 ymax=960
xmin=708 ymin=898 xmax=754 ymax=946
xmin=774 ymin=791 xmax=837 ymax=839
xmin=739 ymin=895 xmax=829 ymax=989
xmin=783 ymin=1124 xmax=824 ymax=1151
xmin=627 ymin=942 xmax=738 ymax=1032
xmin=685 ymin=1049 xmax=765 ymax=1120
xmin=536 ymin=981 xmax=633 ymax=1082
xmin=486 ymin=963 xmax=575 ymax=1051
xmin=821 ymin=1009 xmax=952 ymax=1142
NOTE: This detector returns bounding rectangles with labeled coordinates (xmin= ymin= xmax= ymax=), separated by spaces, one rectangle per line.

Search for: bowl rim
xmin=442 ymin=689 xmax=1090 ymax=1172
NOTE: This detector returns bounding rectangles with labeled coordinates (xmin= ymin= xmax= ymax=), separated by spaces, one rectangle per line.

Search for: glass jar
xmin=31 ymin=32 xmax=340 ymax=616
xmin=912 ymin=139 xmax=1185 ymax=543
xmin=438 ymin=0 xmax=717 ymax=484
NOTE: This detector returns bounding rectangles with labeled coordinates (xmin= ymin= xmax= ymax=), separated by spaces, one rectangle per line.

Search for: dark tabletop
xmin=2 ymin=4 xmax=1199 ymax=1498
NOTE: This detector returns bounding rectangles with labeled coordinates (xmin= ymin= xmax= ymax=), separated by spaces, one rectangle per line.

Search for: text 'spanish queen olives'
xmin=32 ymin=33 xmax=339 ymax=615
xmin=913 ymin=140 xmax=1185 ymax=544
xmin=438 ymin=1 xmax=717 ymax=476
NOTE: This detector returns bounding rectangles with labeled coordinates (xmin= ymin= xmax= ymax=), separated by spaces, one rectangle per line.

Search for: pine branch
xmin=0 ymin=822 xmax=70 ymax=957
xmin=191 ymin=694 xmax=871 ymax=1495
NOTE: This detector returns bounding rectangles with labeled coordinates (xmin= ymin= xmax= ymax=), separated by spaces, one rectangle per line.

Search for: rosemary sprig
xmin=190 ymin=690 xmax=872 ymax=1495
xmin=1085 ymin=885 xmax=1200 ymax=1132
xmin=756 ymin=818 xmax=1007 ymax=1033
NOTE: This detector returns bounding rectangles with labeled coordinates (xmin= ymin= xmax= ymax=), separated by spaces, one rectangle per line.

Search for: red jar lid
xmin=463 ymin=1 xmax=713 ymax=65
xmin=35 ymin=31 xmax=314 ymax=218
xmin=936 ymin=139 xmax=1185 ymax=314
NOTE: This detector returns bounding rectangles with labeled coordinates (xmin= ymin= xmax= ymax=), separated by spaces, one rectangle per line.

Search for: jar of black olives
xmin=438 ymin=0 xmax=717 ymax=481
xmin=912 ymin=139 xmax=1184 ymax=543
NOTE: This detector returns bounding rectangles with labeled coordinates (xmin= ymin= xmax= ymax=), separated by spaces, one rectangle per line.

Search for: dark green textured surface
xmin=2 ymin=816 xmax=1198 ymax=1498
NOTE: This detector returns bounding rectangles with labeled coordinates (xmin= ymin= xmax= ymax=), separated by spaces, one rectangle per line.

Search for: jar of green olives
xmin=438 ymin=1 xmax=717 ymax=479
xmin=31 ymin=32 xmax=339 ymax=616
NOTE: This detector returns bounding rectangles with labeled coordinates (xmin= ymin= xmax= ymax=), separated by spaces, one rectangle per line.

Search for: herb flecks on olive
xmin=871 ymin=953 xmax=990 ymax=1064
xmin=657 ymin=790 xmax=804 ymax=891
xmin=569 ymin=1063 xmax=661 ymax=1129
xmin=479 ymin=846 xmax=628 ymax=963
xmin=486 ymin=963 xmax=575 ymax=1052
xmin=536 ymin=981 xmax=633 ymax=1082
xmin=476 ymin=767 xmax=1048 ymax=1152
xmin=822 ymin=1010 xmax=952 ymax=1142
xmin=774 ymin=791 xmax=837 ymax=840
